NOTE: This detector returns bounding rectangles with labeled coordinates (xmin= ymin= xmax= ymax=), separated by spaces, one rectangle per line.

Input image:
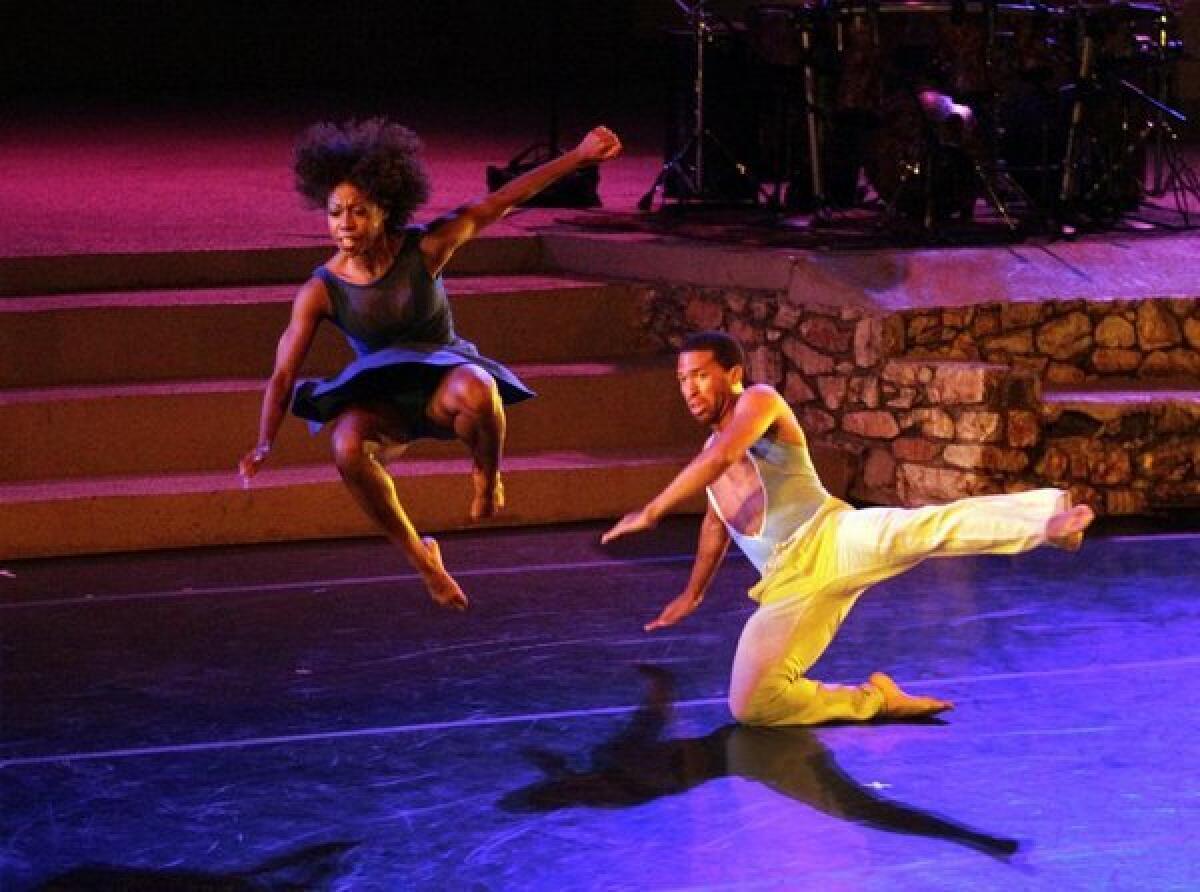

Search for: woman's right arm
xmin=238 ymin=278 xmax=330 ymax=481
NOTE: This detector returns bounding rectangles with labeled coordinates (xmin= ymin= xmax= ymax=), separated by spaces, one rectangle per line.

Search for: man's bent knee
xmin=728 ymin=691 xmax=767 ymax=726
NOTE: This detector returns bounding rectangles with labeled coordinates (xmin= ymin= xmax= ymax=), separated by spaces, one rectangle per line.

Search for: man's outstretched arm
xmin=645 ymin=505 xmax=731 ymax=631
xmin=602 ymin=386 xmax=783 ymax=543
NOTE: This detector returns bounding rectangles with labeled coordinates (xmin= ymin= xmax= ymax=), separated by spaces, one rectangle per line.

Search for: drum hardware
xmin=873 ymin=89 xmax=1029 ymax=235
xmin=1052 ymin=2 xmax=1196 ymax=231
xmin=992 ymin=89 xmax=1064 ymax=223
xmin=1140 ymin=6 xmax=1187 ymax=198
xmin=639 ymin=1 xmax=765 ymax=211
xmin=1087 ymin=74 xmax=1197 ymax=228
xmin=744 ymin=3 xmax=837 ymax=218
xmin=974 ymin=161 xmax=1036 ymax=231
xmin=800 ymin=21 xmax=832 ymax=220
xmin=645 ymin=0 xmax=1190 ymax=237
xmin=1139 ymin=97 xmax=1199 ymax=229
xmin=1058 ymin=9 xmax=1098 ymax=214
xmin=836 ymin=0 xmax=1005 ymax=226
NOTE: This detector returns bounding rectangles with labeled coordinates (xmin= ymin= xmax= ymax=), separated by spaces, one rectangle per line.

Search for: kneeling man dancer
xmin=602 ymin=331 xmax=1094 ymax=725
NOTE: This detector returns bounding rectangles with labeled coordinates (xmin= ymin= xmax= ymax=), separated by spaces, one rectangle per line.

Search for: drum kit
xmin=640 ymin=0 xmax=1192 ymax=236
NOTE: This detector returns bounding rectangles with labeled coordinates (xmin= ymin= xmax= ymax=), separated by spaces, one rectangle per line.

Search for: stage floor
xmin=2 ymin=518 xmax=1197 ymax=890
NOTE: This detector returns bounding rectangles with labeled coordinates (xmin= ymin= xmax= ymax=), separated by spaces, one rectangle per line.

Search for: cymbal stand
xmin=1141 ymin=6 xmax=1189 ymax=202
xmin=1107 ymin=76 xmax=1197 ymax=228
xmin=1058 ymin=10 xmax=1098 ymax=219
xmin=977 ymin=0 xmax=1038 ymax=232
xmin=639 ymin=0 xmax=764 ymax=211
xmin=800 ymin=16 xmax=833 ymax=222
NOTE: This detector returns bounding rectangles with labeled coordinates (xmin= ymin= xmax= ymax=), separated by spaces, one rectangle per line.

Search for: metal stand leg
xmin=639 ymin=1 xmax=763 ymax=212
xmin=1058 ymin=27 xmax=1097 ymax=225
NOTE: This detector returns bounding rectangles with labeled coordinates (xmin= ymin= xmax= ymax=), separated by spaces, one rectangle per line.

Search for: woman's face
xmin=326 ymin=182 xmax=387 ymax=255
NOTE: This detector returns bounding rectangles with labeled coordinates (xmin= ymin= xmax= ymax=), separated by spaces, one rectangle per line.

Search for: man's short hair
xmin=680 ymin=330 xmax=746 ymax=372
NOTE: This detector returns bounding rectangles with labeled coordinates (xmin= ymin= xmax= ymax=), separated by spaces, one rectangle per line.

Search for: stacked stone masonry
xmin=640 ymin=285 xmax=1200 ymax=515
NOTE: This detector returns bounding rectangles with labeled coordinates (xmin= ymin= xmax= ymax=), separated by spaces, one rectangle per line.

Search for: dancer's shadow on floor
xmin=500 ymin=665 xmax=1018 ymax=860
xmin=34 ymin=840 xmax=358 ymax=891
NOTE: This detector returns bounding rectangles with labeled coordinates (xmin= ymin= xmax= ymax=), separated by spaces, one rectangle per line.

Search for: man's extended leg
xmin=830 ymin=488 xmax=1093 ymax=585
xmin=751 ymin=489 xmax=1092 ymax=608
xmin=728 ymin=488 xmax=1089 ymax=726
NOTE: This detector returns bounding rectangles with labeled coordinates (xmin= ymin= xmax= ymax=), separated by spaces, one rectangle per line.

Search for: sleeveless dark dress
xmin=290 ymin=224 xmax=535 ymax=438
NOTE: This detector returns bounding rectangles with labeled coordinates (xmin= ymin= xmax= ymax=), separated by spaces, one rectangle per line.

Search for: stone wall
xmin=897 ymin=299 xmax=1200 ymax=385
xmin=639 ymin=284 xmax=1200 ymax=514
xmin=1038 ymin=398 xmax=1200 ymax=515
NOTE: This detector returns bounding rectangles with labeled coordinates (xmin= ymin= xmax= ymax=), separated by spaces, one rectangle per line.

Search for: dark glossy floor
xmin=2 ymin=517 xmax=1198 ymax=891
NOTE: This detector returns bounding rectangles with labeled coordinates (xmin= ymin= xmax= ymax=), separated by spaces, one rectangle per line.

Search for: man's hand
xmin=645 ymin=591 xmax=703 ymax=632
xmin=600 ymin=507 xmax=657 ymax=545
xmin=573 ymin=126 xmax=622 ymax=165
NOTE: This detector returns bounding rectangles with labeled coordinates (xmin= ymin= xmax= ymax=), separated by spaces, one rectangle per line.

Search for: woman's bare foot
xmin=1046 ymin=504 xmax=1095 ymax=552
xmin=420 ymin=537 xmax=468 ymax=611
xmin=868 ymin=672 xmax=954 ymax=719
xmin=470 ymin=470 xmax=505 ymax=521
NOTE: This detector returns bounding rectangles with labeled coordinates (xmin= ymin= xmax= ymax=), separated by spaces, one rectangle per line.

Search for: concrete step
xmin=0 ymin=275 xmax=654 ymax=388
xmin=1039 ymin=379 xmax=1200 ymax=513
xmin=0 ymin=360 xmax=700 ymax=481
xmin=1041 ymin=379 xmax=1200 ymax=430
xmin=0 ymin=235 xmax=543 ymax=297
xmin=1043 ymin=379 xmax=1200 ymax=416
xmin=0 ymin=449 xmax=706 ymax=560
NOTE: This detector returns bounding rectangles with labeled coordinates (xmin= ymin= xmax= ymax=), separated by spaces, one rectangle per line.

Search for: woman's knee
xmin=445 ymin=365 xmax=498 ymax=413
xmin=331 ymin=415 xmax=373 ymax=472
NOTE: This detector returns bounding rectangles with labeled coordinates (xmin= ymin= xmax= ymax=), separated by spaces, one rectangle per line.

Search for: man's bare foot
xmin=1046 ymin=504 xmax=1095 ymax=552
xmin=470 ymin=470 xmax=505 ymax=522
xmin=868 ymin=672 xmax=954 ymax=719
xmin=421 ymin=537 xmax=468 ymax=611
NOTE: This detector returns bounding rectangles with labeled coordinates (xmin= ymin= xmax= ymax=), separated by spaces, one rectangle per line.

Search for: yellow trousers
xmin=728 ymin=488 xmax=1069 ymax=726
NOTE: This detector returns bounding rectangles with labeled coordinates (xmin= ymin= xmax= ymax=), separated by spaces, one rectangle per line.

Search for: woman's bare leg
xmin=331 ymin=406 xmax=467 ymax=610
xmin=427 ymin=364 xmax=507 ymax=521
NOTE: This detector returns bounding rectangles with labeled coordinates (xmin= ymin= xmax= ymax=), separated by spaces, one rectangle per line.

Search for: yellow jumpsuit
xmin=711 ymin=435 xmax=1068 ymax=726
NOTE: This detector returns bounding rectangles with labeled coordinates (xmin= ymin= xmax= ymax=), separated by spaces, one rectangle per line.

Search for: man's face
xmin=677 ymin=349 xmax=741 ymax=426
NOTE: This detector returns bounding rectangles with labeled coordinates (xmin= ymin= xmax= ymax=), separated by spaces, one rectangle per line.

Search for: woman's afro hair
xmin=293 ymin=118 xmax=431 ymax=231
